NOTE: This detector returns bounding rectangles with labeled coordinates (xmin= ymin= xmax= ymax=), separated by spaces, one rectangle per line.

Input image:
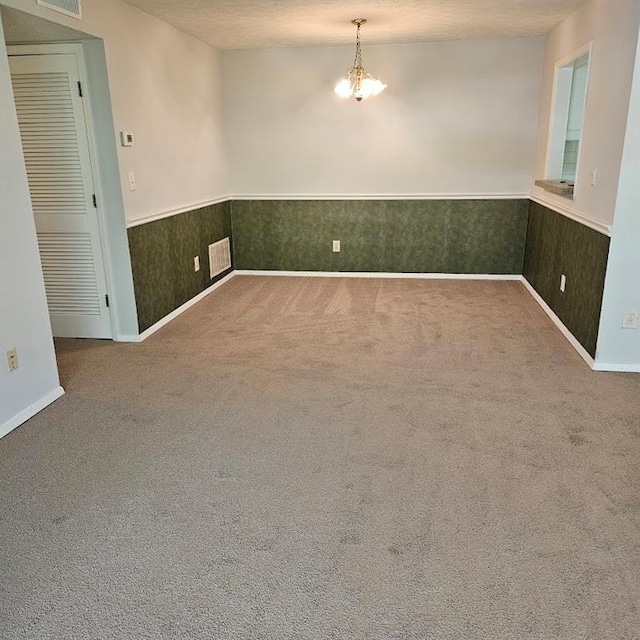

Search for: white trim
xmin=544 ymin=42 xmax=593 ymax=188
xmin=132 ymin=271 xmax=236 ymax=342
xmin=7 ymin=44 xmax=86 ymax=56
xmin=113 ymin=334 xmax=143 ymax=343
xmin=125 ymin=193 xmax=532 ymax=228
xmin=521 ymin=277 xmax=595 ymax=369
xmin=554 ymin=42 xmax=593 ymax=72
xmin=74 ymin=45 xmax=118 ymax=338
xmin=126 ymin=196 xmax=231 ymax=228
xmin=593 ymin=362 xmax=640 ymax=373
xmin=528 ymin=192 xmax=611 ymax=236
xmin=235 ymin=270 xmax=522 ymax=280
xmin=568 ymin=45 xmax=593 ymax=203
xmin=0 ymin=386 xmax=65 ymax=440
xmin=230 ymin=193 xmax=528 ymax=201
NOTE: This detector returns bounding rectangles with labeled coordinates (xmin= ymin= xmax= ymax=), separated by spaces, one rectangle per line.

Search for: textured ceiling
xmin=120 ymin=0 xmax=588 ymax=50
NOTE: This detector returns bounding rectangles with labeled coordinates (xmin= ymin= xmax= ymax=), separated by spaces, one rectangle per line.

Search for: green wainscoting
xmin=128 ymin=201 xmax=232 ymax=332
xmin=126 ymin=198 xmax=609 ymax=356
xmin=231 ymin=199 xmax=529 ymax=274
xmin=523 ymin=201 xmax=610 ymax=358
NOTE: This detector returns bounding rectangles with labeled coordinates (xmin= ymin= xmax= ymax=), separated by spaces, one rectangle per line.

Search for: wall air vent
xmin=208 ymin=237 xmax=231 ymax=279
xmin=36 ymin=0 xmax=82 ymax=20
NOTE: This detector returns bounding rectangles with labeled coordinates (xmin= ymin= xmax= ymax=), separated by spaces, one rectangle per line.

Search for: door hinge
xmin=77 ymin=81 xmax=83 ymax=97
xmin=92 ymin=194 xmax=97 ymax=208
xmin=105 ymin=294 xmax=110 ymax=308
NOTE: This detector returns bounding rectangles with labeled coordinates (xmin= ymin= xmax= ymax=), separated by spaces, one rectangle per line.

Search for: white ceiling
xmin=120 ymin=0 xmax=587 ymax=50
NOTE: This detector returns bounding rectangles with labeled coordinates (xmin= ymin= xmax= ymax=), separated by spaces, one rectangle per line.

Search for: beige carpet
xmin=1 ymin=276 xmax=639 ymax=639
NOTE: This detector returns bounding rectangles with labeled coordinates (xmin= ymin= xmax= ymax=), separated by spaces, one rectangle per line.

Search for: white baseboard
xmin=235 ymin=270 xmax=522 ymax=280
xmin=0 ymin=386 xmax=65 ymax=440
xmin=593 ymin=362 xmax=640 ymax=373
xmin=113 ymin=334 xmax=143 ymax=343
xmin=134 ymin=271 xmax=236 ymax=342
xmin=115 ymin=268 xmax=629 ymax=373
xmin=520 ymin=277 xmax=595 ymax=369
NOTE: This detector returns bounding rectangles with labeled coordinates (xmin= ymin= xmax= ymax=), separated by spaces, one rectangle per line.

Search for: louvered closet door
xmin=9 ymin=53 xmax=112 ymax=339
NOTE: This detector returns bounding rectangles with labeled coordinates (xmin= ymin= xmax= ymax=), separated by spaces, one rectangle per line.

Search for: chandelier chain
xmin=353 ymin=21 xmax=362 ymax=70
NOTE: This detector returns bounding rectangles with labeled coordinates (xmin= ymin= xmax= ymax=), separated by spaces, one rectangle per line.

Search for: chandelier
xmin=335 ymin=19 xmax=387 ymax=102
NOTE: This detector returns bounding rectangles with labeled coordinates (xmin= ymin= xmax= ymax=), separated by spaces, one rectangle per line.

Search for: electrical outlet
xmin=127 ymin=170 xmax=136 ymax=191
xmin=622 ymin=310 xmax=638 ymax=329
xmin=332 ymin=240 xmax=341 ymax=253
xmin=6 ymin=348 xmax=18 ymax=372
xmin=560 ymin=274 xmax=566 ymax=292
xmin=194 ymin=256 xmax=200 ymax=272
xmin=590 ymin=169 xmax=598 ymax=186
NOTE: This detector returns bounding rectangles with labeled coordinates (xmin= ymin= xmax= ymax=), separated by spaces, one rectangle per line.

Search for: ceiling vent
xmin=36 ymin=0 xmax=82 ymax=20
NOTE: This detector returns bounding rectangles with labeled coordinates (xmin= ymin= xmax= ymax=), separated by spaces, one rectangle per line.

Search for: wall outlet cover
xmin=332 ymin=240 xmax=341 ymax=253
xmin=6 ymin=348 xmax=19 ymax=372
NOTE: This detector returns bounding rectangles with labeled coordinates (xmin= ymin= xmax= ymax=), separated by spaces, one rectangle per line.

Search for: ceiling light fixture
xmin=335 ymin=19 xmax=386 ymax=102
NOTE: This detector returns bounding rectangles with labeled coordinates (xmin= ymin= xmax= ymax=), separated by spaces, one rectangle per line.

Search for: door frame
xmin=8 ymin=42 xmax=116 ymax=339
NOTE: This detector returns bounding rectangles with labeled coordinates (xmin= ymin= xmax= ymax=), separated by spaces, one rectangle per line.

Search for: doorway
xmin=8 ymin=45 xmax=113 ymax=338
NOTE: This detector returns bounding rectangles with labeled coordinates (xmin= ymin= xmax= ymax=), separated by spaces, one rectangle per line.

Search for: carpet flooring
xmin=1 ymin=276 xmax=639 ymax=639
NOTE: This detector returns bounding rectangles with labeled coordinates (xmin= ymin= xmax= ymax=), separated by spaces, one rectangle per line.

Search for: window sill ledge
xmin=535 ymin=179 xmax=574 ymax=199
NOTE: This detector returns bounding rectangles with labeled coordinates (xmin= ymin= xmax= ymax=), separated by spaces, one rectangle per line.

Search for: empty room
xmin=1 ymin=0 xmax=639 ymax=637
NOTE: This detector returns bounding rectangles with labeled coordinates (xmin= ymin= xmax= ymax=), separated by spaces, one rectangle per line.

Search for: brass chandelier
xmin=335 ymin=19 xmax=387 ymax=102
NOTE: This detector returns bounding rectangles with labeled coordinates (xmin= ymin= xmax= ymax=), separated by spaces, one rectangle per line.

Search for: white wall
xmin=0 ymin=15 xmax=63 ymax=437
xmin=596 ymin=25 xmax=640 ymax=370
xmin=223 ymin=37 xmax=544 ymax=197
xmin=0 ymin=0 xmax=230 ymax=224
xmin=531 ymin=0 xmax=640 ymax=228
xmin=94 ymin=1 xmax=228 ymax=223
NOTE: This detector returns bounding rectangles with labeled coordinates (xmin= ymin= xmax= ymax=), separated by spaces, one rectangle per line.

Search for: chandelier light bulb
xmin=334 ymin=78 xmax=352 ymax=99
xmin=335 ymin=19 xmax=386 ymax=102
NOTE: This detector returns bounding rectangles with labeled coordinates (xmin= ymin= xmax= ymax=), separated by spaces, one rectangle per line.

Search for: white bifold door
xmin=9 ymin=52 xmax=112 ymax=339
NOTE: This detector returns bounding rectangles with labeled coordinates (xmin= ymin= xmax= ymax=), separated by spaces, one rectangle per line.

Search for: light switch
xmin=120 ymin=131 xmax=135 ymax=147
